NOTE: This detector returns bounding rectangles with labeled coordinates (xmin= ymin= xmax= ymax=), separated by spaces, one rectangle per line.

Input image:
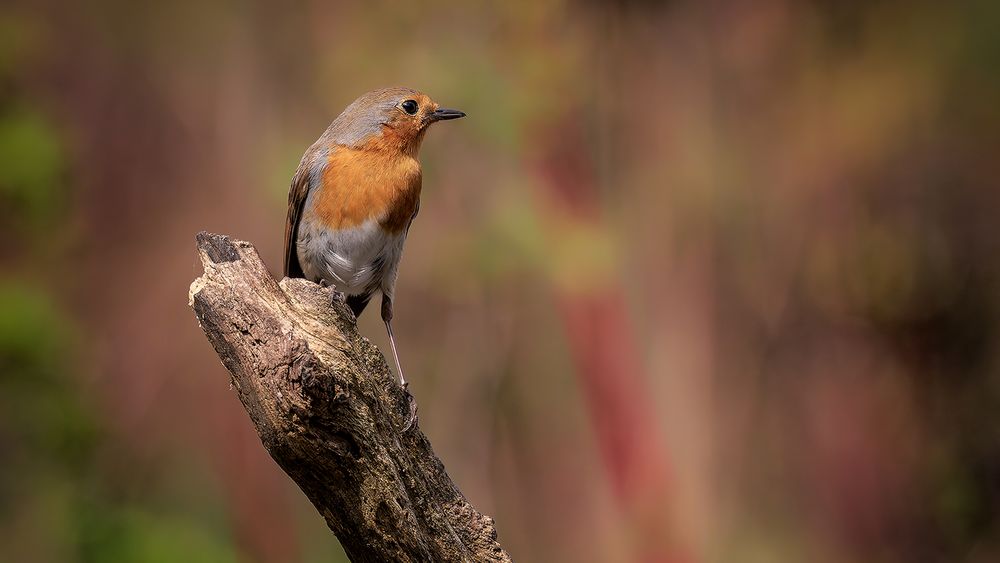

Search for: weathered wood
xmin=188 ymin=232 xmax=510 ymax=563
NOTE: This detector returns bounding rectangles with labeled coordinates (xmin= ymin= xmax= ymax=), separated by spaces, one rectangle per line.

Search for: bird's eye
xmin=400 ymin=100 xmax=418 ymax=115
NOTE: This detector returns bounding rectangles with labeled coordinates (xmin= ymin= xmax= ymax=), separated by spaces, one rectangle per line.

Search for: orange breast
xmin=311 ymin=145 xmax=422 ymax=234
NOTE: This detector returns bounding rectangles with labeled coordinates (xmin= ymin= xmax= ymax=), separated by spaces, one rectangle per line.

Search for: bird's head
xmin=328 ymin=87 xmax=465 ymax=155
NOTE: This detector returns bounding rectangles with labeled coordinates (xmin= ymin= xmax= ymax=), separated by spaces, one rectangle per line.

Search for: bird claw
xmin=318 ymin=279 xmax=346 ymax=305
xmin=400 ymin=382 xmax=418 ymax=432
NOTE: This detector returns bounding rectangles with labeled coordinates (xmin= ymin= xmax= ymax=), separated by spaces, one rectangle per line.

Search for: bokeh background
xmin=2 ymin=0 xmax=999 ymax=561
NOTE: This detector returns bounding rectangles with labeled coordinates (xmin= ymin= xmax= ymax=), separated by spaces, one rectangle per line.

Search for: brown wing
xmin=283 ymin=160 xmax=314 ymax=278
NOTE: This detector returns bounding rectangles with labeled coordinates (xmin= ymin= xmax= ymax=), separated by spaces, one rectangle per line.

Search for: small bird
xmin=283 ymin=87 xmax=465 ymax=385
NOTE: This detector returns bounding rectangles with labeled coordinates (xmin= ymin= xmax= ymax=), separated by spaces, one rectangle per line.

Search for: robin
xmin=283 ymin=87 xmax=465 ymax=385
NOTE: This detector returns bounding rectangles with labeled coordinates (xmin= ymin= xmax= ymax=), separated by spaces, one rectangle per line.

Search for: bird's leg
xmin=381 ymin=295 xmax=405 ymax=385
xmin=382 ymin=294 xmax=417 ymax=430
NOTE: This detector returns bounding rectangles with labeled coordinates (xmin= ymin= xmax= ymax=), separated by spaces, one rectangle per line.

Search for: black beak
xmin=430 ymin=108 xmax=466 ymax=121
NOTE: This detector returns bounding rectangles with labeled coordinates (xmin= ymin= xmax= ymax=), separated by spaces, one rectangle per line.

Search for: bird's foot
xmin=318 ymin=279 xmax=346 ymax=305
xmin=400 ymin=381 xmax=418 ymax=432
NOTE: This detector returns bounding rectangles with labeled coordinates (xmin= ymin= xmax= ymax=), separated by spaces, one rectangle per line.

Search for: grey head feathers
xmin=322 ymin=87 xmax=420 ymax=147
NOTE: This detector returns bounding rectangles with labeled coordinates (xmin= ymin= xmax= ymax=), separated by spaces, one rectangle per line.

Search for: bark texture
xmin=188 ymin=232 xmax=510 ymax=563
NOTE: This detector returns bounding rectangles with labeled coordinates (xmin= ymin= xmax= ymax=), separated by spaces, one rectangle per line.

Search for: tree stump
xmin=188 ymin=232 xmax=510 ymax=563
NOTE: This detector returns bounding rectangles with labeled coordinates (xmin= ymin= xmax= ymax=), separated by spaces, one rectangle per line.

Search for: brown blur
xmin=1 ymin=1 xmax=998 ymax=561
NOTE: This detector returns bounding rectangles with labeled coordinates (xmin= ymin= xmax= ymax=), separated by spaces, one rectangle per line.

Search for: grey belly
xmin=296 ymin=218 xmax=404 ymax=296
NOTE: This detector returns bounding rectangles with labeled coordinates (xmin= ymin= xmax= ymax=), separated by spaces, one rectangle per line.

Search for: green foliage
xmin=0 ymin=282 xmax=241 ymax=561
xmin=0 ymin=110 xmax=64 ymax=222
xmin=77 ymin=504 xmax=239 ymax=563
xmin=0 ymin=281 xmax=94 ymax=472
xmin=0 ymin=281 xmax=91 ymax=560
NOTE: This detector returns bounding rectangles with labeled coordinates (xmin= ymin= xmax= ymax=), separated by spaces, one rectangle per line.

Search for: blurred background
xmin=1 ymin=0 xmax=999 ymax=561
